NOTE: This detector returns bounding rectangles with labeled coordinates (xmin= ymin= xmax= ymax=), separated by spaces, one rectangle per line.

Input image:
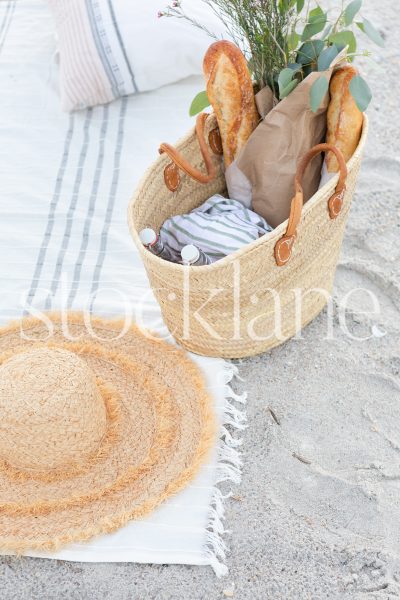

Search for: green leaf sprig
xmin=284 ymin=0 xmax=384 ymax=111
xmin=160 ymin=0 xmax=384 ymax=115
xmin=189 ymin=90 xmax=210 ymax=116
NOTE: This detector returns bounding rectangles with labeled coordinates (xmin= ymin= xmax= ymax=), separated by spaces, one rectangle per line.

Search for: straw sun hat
xmin=0 ymin=313 xmax=216 ymax=553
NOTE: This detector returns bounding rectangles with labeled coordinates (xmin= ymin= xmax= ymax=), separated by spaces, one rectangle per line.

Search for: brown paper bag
xmin=234 ymin=51 xmax=347 ymax=228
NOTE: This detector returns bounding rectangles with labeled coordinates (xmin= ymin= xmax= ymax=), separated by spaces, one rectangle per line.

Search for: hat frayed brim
xmin=0 ymin=313 xmax=217 ymax=554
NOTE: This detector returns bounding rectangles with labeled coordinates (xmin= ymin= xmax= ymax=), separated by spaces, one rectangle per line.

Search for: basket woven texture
xmin=128 ymin=114 xmax=368 ymax=358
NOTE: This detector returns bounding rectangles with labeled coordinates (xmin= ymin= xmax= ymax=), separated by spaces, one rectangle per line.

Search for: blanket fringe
xmin=204 ymin=362 xmax=246 ymax=577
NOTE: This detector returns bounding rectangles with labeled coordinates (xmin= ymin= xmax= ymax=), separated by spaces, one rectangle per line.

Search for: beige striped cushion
xmin=48 ymin=0 xmax=225 ymax=112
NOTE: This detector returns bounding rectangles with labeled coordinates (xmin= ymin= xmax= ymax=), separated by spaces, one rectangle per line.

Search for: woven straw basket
xmin=128 ymin=112 xmax=368 ymax=358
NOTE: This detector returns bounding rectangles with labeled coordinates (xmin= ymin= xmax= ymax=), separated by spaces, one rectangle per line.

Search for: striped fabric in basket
xmin=160 ymin=195 xmax=273 ymax=261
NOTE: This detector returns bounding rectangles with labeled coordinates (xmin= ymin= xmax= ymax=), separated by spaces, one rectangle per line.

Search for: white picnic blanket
xmin=0 ymin=0 xmax=246 ymax=576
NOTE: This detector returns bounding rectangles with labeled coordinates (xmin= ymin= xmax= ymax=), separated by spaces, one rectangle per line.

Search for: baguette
xmin=325 ymin=65 xmax=363 ymax=173
xmin=203 ymin=40 xmax=259 ymax=167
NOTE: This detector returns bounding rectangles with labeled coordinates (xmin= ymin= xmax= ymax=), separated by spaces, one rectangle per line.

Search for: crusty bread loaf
xmin=203 ymin=40 xmax=259 ymax=167
xmin=325 ymin=65 xmax=363 ymax=173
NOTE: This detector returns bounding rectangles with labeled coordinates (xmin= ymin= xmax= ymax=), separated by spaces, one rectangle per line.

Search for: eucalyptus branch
xmin=331 ymin=3 xmax=344 ymax=36
xmin=161 ymin=0 xmax=378 ymax=111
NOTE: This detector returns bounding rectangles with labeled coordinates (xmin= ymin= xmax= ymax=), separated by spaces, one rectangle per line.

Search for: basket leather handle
xmin=274 ymin=143 xmax=348 ymax=267
xmin=159 ymin=113 xmax=218 ymax=192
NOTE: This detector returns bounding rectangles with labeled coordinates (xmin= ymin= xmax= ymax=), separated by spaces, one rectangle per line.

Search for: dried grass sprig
xmin=161 ymin=0 xmax=296 ymax=92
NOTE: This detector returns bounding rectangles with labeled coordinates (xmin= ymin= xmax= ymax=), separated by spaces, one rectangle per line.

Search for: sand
xmin=0 ymin=0 xmax=399 ymax=598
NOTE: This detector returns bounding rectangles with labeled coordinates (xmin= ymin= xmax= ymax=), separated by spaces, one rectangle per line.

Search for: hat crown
xmin=0 ymin=348 xmax=107 ymax=473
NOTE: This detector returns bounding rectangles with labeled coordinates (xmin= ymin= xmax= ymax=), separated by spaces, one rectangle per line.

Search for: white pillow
xmin=48 ymin=0 xmax=225 ymax=112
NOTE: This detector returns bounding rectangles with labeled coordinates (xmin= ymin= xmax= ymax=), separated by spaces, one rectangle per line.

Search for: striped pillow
xmin=48 ymin=0 xmax=225 ymax=112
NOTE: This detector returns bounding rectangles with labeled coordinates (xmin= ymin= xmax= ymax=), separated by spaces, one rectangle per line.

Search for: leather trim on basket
xmin=328 ymin=187 xmax=346 ymax=219
xmin=159 ymin=113 xmax=217 ymax=191
xmin=274 ymin=235 xmax=296 ymax=266
xmin=164 ymin=162 xmax=180 ymax=192
xmin=274 ymin=143 xmax=348 ymax=267
xmin=208 ymin=128 xmax=224 ymax=156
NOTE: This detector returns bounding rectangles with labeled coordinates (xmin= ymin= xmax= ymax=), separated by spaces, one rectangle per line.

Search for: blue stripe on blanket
xmin=46 ymin=110 xmax=94 ymax=309
xmin=90 ymin=96 xmax=128 ymax=306
xmin=68 ymin=104 xmax=110 ymax=308
xmin=26 ymin=115 xmax=76 ymax=311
